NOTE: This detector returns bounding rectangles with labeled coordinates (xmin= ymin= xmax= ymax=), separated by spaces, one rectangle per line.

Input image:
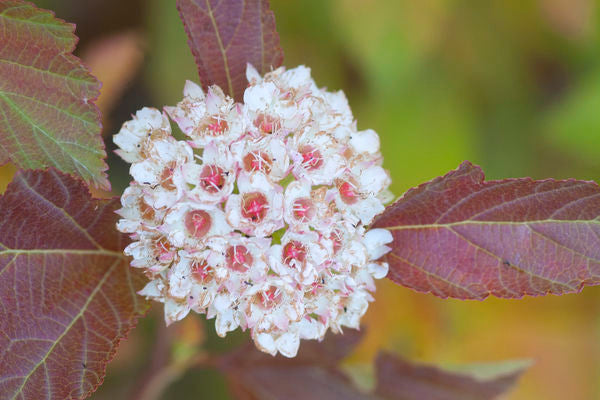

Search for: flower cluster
xmin=114 ymin=65 xmax=393 ymax=357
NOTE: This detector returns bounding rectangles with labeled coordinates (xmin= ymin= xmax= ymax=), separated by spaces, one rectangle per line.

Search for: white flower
xmin=225 ymin=172 xmax=284 ymax=237
xmin=289 ymin=129 xmax=346 ymax=185
xmin=244 ymin=76 xmax=305 ymax=134
xmin=184 ymin=141 xmax=237 ymax=205
xmin=160 ymin=202 xmax=231 ymax=248
xmin=231 ymin=135 xmax=290 ymax=182
xmin=364 ymin=229 xmax=394 ymax=261
xmin=166 ymin=81 xmax=244 ymax=146
xmin=349 ymin=129 xmax=381 ymax=156
xmin=130 ymin=139 xmax=193 ymax=208
xmin=124 ymin=234 xmax=176 ymax=276
xmin=114 ymin=107 xmax=171 ymax=163
xmin=115 ymin=64 xmax=392 ymax=358
xmin=333 ymin=171 xmax=388 ymax=225
xmin=336 ymin=290 xmax=371 ymax=329
xmin=268 ymin=231 xmax=328 ymax=285
xmin=116 ymin=185 xmax=165 ymax=233
xmin=283 ymin=181 xmax=337 ymax=232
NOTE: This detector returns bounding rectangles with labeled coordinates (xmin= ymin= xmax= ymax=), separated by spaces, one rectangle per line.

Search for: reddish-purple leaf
xmin=375 ymin=352 xmax=527 ymax=400
xmin=176 ymin=0 xmax=284 ymax=101
xmin=0 ymin=1 xmax=108 ymax=189
xmin=219 ymin=330 xmax=375 ymax=400
xmin=372 ymin=161 xmax=600 ymax=300
xmin=0 ymin=169 xmax=148 ymax=400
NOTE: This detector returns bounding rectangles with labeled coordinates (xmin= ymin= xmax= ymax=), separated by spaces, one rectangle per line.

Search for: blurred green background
xmin=12 ymin=0 xmax=599 ymax=398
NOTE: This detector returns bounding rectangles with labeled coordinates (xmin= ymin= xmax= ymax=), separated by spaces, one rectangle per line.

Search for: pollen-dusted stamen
xmin=148 ymin=127 xmax=169 ymax=143
xmin=241 ymin=192 xmax=269 ymax=222
xmin=292 ymin=198 xmax=315 ymax=222
xmin=159 ymin=161 xmax=177 ymax=190
xmin=199 ymin=165 xmax=226 ymax=193
xmin=207 ymin=116 xmax=228 ymax=135
xmin=138 ymin=198 xmax=156 ymax=221
xmin=338 ymin=180 xmax=360 ymax=204
xmin=259 ymin=286 xmax=282 ymax=308
xmin=243 ymin=151 xmax=272 ymax=174
xmin=254 ymin=114 xmax=275 ymax=134
xmin=226 ymin=245 xmax=253 ymax=272
xmin=299 ymin=145 xmax=323 ymax=170
xmin=309 ymin=280 xmax=323 ymax=295
xmin=191 ymin=259 xmax=212 ymax=283
xmin=330 ymin=229 xmax=343 ymax=254
xmin=155 ymin=237 xmax=173 ymax=262
xmin=283 ymin=240 xmax=306 ymax=267
xmin=184 ymin=209 xmax=212 ymax=238
xmin=140 ymin=129 xmax=169 ymax=158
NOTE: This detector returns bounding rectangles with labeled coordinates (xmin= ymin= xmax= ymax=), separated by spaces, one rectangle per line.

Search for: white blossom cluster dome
xmin=114 ymin=65 xmax=393 ymax=357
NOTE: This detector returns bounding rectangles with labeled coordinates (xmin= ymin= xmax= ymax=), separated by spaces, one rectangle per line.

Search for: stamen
xmin=292 ymin=198 xmax=315 ymax=221
xmin=254 ymin=114 xmax=275 ymax=134
xmin=207 ymin=116 xmax=228 ymax=135
xmin=159 ymin=161 xmax=177 ymax=190
xmin=241 ymin=192 xmax=269 ymax=222
xmin=338 ymin=179 xmax=360 ymax=204
xmin=283 ymin=241 xmax=307 ymax=267
xmin=226 ymin=245 xmax=253 ymax=272
xmin=299 ymin=145 xmax=323 ymax=170
xmin=243 ymin=151 xmax=272 ymax=174
xmin=185 ymin=209 xmax=212 ymax=238
xmin=259 ymin=286 xmax=282 ymax=308
xmin=199 ymin=165 xmax=226 ymax=193
xmin=191 ymin=259 xmax=212 ymax=283
xmin=138 ymin=198 xmax=156 ymax=220
xmin=155 ymin=237 xmax=173 ymax=262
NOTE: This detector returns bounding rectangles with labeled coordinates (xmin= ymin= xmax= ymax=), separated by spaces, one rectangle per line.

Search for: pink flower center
xmin=292 ymin=198 xmax=315 ymax=222
xmin=226 ymin=245 xmax=253 ymax=272
xmin=199 ymin=165 xmax=226 ymax=193
xmin=299 ymin=145 xmax=323 ymax=170
xmin=283 ymin=241 xmax=306 ymax=267
xmin=254 ymin=114 xmax=275 ymax=133
xmin=185 ymin=210 xmax=212 ymax=238
xmin=330 ymin=229 xmax=343 ymax=254
xmin=309 ymin=281 xmax=324 ymax=295
xmin=155 ymin=237 xmax=173 ymax=262
xmin=207 ymin=117 xmax=228 ymax=135
xmin=243 ymin=151 xmax=272 ymax=174
xmin=259 ymin=286 xmax=282 ymax=308
xmin=241 ymin=192 xmax=269 ymax=222
xmin=338 ymin=180 xmax=359 ymax=204
xmin=191 ymin=259 xmax=212 ymax=283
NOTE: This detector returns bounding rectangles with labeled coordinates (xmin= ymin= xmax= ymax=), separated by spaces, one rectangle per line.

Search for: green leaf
xmin=0 ymin=1 xmax=108 ymax=189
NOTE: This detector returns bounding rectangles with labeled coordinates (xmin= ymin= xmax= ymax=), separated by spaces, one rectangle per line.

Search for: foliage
xmin=0 ymin=1 xmax=108 ymax=189
xmin=373 ymin=161 xmax=600 ymax=299
xmin=176 ymin=0 xmax=284 ymax=101
xmin=0 ymin=169 xmax=148 ymax=399
xmin=221 ymin=329 xmax=527 ymax=400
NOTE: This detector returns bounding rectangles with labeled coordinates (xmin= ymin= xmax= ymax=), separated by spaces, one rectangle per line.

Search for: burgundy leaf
xmin=0 ymin=1 xmax=108 ymax=189
xmin=372 ymin=161 xmax=600 ymax=300
xmin=375 ymin=353 xmax=527 ymax=400
xmin=219 ymin=330 xmax=375 ymax=400
xmin=0 ymin=169 xmax=148 ymax=400
xmin=176 ymin=0 xmax=284 ymax=101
